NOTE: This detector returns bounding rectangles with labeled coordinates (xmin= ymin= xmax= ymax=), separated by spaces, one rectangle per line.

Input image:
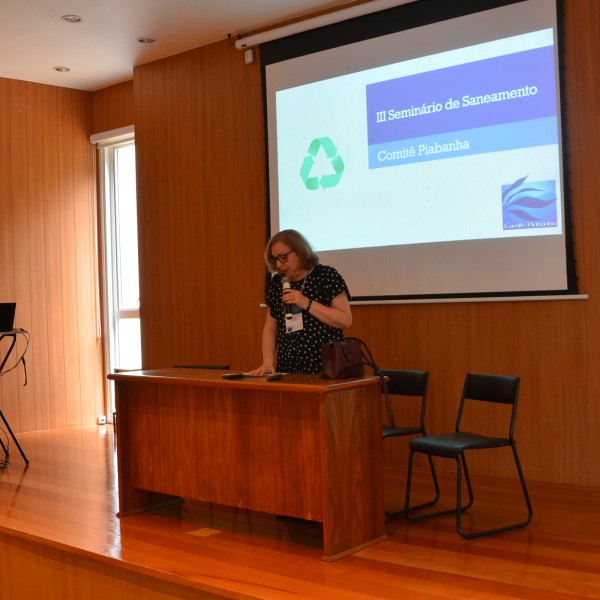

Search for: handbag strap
xmin=341 ymin=337 xmax=390 ymax=417
xmin=340 ymin=336 xmax=380 ymax=374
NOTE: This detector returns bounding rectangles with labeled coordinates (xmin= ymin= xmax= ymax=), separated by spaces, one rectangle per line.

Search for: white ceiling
xmin=0 ymin=0 xmax=359 ymax=91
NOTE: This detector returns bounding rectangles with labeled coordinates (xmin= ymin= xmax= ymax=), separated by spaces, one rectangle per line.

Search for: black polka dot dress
xmin=266 ymin=264 xmax=351 ymax=374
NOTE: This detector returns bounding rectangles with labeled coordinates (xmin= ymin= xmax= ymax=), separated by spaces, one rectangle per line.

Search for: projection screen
xmin=262 ymin=0 xmax=576 ymax=301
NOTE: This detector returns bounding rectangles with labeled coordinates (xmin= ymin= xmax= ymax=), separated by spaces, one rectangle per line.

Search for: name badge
xmin=285 ymin=307 xmax=304 ymax=333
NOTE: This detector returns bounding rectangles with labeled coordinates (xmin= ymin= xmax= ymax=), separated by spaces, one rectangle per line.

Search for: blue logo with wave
xmin=502 ymin=176 xmax=557 ymax=230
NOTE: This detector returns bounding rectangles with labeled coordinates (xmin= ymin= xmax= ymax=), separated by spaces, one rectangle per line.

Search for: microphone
xmin=281 ymin=276 xmax=294 ymax=319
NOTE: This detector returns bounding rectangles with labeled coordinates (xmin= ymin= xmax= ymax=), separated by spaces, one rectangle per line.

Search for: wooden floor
xmin=0 ymin=426 xmax=599 ymax=599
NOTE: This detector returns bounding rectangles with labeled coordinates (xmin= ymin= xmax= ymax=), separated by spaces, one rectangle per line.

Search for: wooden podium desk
xmin=108 ymin=368 xmax=385 ymax=561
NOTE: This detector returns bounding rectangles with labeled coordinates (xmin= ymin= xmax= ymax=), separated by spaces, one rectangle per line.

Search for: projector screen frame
xmin=259 ymin=0 xmax=578 ymax=303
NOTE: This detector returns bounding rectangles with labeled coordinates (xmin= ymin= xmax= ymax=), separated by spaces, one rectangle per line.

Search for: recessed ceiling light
xmin=53 ymin=66 xmax=71 ymax=73
xmin=137 ymin=36 xmax=157 ymax=44
xmin=61 ymin=14 xmax=83 ymax=24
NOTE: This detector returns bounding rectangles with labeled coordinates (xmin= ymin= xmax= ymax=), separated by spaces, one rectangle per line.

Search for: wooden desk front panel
xmin=119 ymin=381 xmax=323 ymax=520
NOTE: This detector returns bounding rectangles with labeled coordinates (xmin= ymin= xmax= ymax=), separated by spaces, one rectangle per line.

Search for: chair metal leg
xmin=457 ymin=446 xmax=533 ymax=539
xmin=405 ymin=450 xmax=471 ymax=524
xmin=387 ymin=453 xmax=440 ymax=520
xmin=0 ymin=408 xmax=29 ymax=464
xmin=455 ymin=453 xmax=475 ymax=536
xmin=512 ymin=444 xmax=534 ymax=524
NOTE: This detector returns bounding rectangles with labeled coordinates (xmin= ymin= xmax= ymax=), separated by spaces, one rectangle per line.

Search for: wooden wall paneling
xmin=148 ymin=60 xmax=173 ymax=368
xmin=559 ymin=6 xmax=586 ymax=299
xmin=133 ymin=65 xmax=154 ymax=369
xmin=246 ymin=44 xmax=272 ymax=371
xmin=12 ymin=82 xmax=35 ymax=428
xmin=213 ymin=45 xmax=240 ymax=359
xmin=56 ymin=88 xmax=84 ymax=427
xmin=186 ymin=48 xmax=212 ymax=366
xmin=535 ymin=301 xmax=566 ymax=483
xmin=3 ymin=80 xmax=27 ymax=431
xmin=90 ymin=80 xmax=134 ymax=135
xmin=161 ymin=56 xmax=186 ymax=366
xmin=186 ymin=44 xmax=218 ymax=367
xmin=25 ymin=82 xmax=51 ymax=431
xmin=560 ymin=301 xmax=590 ymax=486
xmin=169 ymin=52 xmax=199 ymax=367
xmin=0 ymin=80 xmax=12 ymax=296
xmin=180 ymin=47 xmax=231 ymax=369
xmin=0 ymin=79 xmax=15 ymax=427
xmin=41 ymin=85 xmax=69 ymax=429
xmin=511 ymin=301 xmax=542 ymax=483
xmin=369 ymin=304 xmax=406 ymax=368
xmin=345 ymin=303 xmax=373 ymax=349
xmin=228 ymin=45 xmax=268 ymax=370
xmin=71 ymin=91 xmax=104 ymax=426
xmin=10 ymin=84 xmax=30 ymax=431
xmin=488 ymin=302 xmax=517 ymax=375
xmin=136 ymin=56 xmax=178 ymax=366
xmin=561 ymin=0 xmax=597 ymax=307
xmin=0 ymin=79 xmax=100 ymax=433
xmin=139 ymin=60 xmax=170 ymax=368
xmin=402 ymin=305 xmax=431 ymax=371
xmin=586 ymin=300 xmax=600 ymax=487
xmin=16 ymin=82 xmax=43 ymax=432
xmin=565 ymin=0 xmax=600 ymax=488
xmin=201 ymin=44 xmax=237 ymax=368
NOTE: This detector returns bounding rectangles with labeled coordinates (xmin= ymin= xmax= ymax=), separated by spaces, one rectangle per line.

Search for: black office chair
xmin=404 ymin=373 xmax=533 ymax=539
xmin=381 ymin=369 xmax=439 ymax=519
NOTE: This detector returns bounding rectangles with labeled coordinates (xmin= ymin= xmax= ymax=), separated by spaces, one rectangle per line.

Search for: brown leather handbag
xmin=321 ymin=337 xmax=379 ymax=379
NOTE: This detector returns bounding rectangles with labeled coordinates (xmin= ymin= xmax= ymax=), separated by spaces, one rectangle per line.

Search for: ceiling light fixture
xmin=137 ymin=36 xmax=157 ymax=44
xmin=61 ymin=14 xmax=83 ymax=24
xmin=53 ymin=66 xmax=71 ymax=73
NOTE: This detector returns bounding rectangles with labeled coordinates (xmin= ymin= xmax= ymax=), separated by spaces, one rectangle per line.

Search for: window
xmin=109 ymin=141 xmax=141 ymax=371
xmin=92 ymin=126 xmax=140 ymax=417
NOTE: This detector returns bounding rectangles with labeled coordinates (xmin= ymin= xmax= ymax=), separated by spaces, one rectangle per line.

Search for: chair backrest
xmin=380 ymin=369 xmax=429 ymax=429
xmin=457 ymin=373 xmax=520 ymax=438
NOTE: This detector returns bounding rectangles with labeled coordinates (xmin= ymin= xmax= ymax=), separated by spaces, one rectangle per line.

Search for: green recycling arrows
xmin=300 ymin=137 xmax=345 ymax=190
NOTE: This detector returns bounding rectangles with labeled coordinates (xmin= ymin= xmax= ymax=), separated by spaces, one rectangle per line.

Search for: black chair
xmin=381 ymin=369 xmax=439 ymax=519
xmin=404 ymin=373 xmax=533 ymax=539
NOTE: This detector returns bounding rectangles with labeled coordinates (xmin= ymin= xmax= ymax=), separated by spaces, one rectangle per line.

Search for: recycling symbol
xmin=300 ymin=137 xmax=345 ymax=190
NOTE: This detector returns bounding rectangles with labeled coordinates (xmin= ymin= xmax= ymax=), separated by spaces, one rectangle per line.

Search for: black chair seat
xmin=404 ymin=373 xmax=533 ymax=539
xmin=409 ymin=432 xmax=511 ymax=457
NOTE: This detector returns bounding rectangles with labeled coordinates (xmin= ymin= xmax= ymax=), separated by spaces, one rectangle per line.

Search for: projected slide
xmin=274 ymin=29 xmax=561 ymax=253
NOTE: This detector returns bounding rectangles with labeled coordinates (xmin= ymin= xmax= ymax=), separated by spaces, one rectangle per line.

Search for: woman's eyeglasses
xmin=269 ymin=249 xmax=295 ymax=265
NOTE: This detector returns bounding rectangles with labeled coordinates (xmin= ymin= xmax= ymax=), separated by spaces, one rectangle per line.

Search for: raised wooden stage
xmin=0 ymin=425 xmax=599 ymax=599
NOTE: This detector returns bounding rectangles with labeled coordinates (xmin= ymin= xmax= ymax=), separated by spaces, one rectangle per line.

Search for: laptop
xmin=0 ymin=303 xmax=16 ymax=332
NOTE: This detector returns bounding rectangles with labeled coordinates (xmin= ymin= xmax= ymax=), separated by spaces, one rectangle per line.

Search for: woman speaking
xmin=250 ymin=229 xmax=352 ymax=375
